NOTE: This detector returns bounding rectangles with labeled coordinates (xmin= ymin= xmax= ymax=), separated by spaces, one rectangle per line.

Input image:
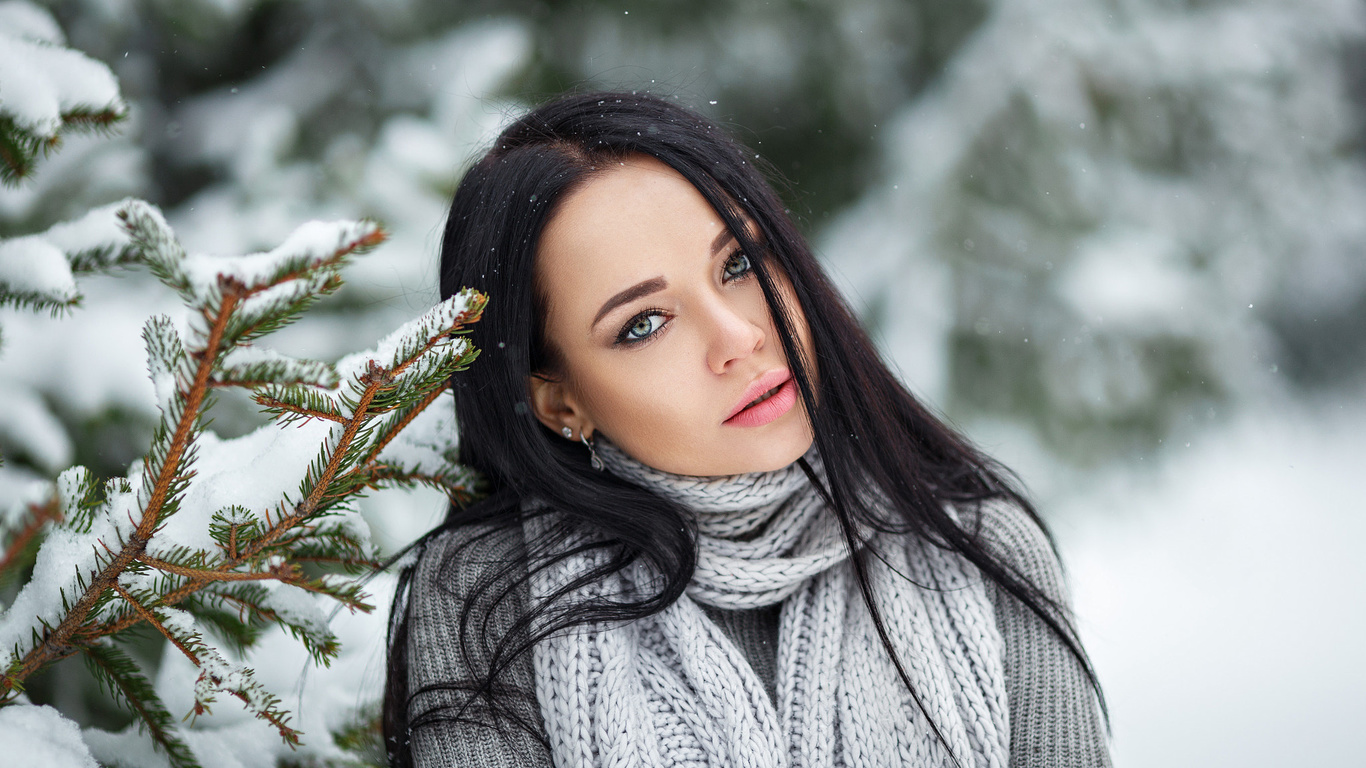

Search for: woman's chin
xmin=632 ymin=431 xmax=815 ymax=478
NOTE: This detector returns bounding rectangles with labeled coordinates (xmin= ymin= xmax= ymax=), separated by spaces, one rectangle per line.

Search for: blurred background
xmin=1 ymin=0 xmax=1363 ymax=765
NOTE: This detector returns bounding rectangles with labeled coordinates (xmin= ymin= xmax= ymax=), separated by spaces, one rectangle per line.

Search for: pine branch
xmin=109 ymin=583 xmax=201 ymax=664
xmin=83 ymin=641 xmax=201 ymax=768
xmin=0 ymin=21 xmax=127 ymax=187
xmin=136 ymin=553 xmax=298 ymax=583
xmin=193 ymin=646 xmax=302 ymax=746
xmin=253 ymin=392 xmax=348 ymax=424
xmin=0 ymin=282 xmax=240 ymax=694
xmin=357 ymin=385 xmax=446 ymax=469
xmin=1 ymin=220 xmax=483 ymax=765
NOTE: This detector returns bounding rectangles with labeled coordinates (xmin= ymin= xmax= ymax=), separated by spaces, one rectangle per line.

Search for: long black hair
xmin=384 ymin=91 xmax=1104 ymax=766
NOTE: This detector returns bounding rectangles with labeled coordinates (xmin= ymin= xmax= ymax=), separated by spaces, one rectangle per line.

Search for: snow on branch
xmin=0 ymin=204 xmax=487 ymax=767
xmin=0 ymin=202 xmax=138 ymax=316
xmin=0 ymin=2 xmax=127 ymax=185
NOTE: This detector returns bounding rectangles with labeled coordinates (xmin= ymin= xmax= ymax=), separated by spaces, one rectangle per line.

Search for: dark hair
xmin=384 ymin=91 xmax=1104 ymax=766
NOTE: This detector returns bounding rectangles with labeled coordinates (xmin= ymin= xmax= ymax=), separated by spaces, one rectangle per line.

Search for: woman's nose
xmin=704 ymin=297 xmax=765 ymax=374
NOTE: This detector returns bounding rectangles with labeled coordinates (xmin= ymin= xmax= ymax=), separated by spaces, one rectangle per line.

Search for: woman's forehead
xmin=535 ymin=157 xmax=733 ymax=314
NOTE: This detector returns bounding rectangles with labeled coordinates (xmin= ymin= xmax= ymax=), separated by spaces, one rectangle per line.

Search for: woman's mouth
xmin=747 ymin=384 xmax=784 ymax=409
xmin=724 ymin=372 xmax=798 ymax=428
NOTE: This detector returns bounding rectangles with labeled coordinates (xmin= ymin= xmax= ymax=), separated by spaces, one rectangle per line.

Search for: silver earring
xmin=580 ymin=432 xmax=604 ymax=471
xmin=561 ymin=426 xmax=573 ymax=439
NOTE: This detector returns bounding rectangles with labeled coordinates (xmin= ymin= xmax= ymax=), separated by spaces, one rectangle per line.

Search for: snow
xmin=1057 ymin=228 xmax=1198 ymax=331
xmin=0 ymin=473 xmax=140 ymax=664
xmin=0 ymin=273 xmax=170 ymax=418
xmin=0 ymin=201 xmax=136 ymax=313
xmin=257 ymin=583 xmax=334 ymax=644
xmin=0 ymin=2 xmax=66 ymax=45
xmin=219 ymin=345 xmax=339 ymax=388
xmin=152 ymin=607 xmax=197 ymax=643
xmin=42 ymin=201 xmax=136 ymax=267
xmin=179 ymin=219 xmax=380 ymax=298
xmin=974 ymin=393 xmax=1366 ymax=768
xmin=377 ymin=389 xmax=461 ymax=482
xmin=0 ymin=107 xmax=147 ymax=223
xmin=85 ymin=574 xmax=398 ymax=767
xmin=0 ymin=15 xmax=124 ymax=138
xmin=333 ymin=290 xmax=476 ymax=381
xmin=0 ymin=463 xmax=51 ymax=542
xmin=141 ymin=316 xmax=184 ymax=420
xmin=148 ymin=422 xmax=339 ymax=558
xmin=0 ymin=703 xmax=98 ymax=768
xmin=55 ymin=466 xmax=91 ymax=516
xmin=0 ymin=236 xmax=77 ymax=301
xmin=819 ymin=0 xmax=1366 ymax=425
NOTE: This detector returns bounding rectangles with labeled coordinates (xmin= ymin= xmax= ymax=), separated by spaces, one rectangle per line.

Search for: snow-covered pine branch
xmin=0 ymin=202 xmax=138 ymax=317
xmin=0 ymin=201 xmax=488 ymax=768
xmin=0 ymin=2 xmax=126 ymax=186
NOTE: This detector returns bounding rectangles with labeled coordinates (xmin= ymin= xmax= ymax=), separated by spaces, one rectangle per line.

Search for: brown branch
xmin=1 ymin=282 xmax=241 ymax=694
xmin=251 ymin=394 xmax=346 ymax=423
xmin=336 ymin=298 xmax=486 ymax=485
xmin=0 ymin=497 xmax=62 ymax=575
xmin=5 ymin=284 xmax=479 ymax=690
xmin=136 ymin=554 xmax=298 ymax=584
xmin=357 ymin=385 xmax=446 ymax=469
xmin=98 ymin=363 xmax=390 ymax=637
xmin=111 ymin=583 xmax=200 ymax=664
xmin=226 ymin=689 xmax=300 ymax=746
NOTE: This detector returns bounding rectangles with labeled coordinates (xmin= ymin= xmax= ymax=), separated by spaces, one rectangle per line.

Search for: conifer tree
xmin=0 ymin=6 xmax=488 ymax=765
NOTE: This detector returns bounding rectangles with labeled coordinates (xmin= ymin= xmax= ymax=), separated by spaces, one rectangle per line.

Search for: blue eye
xmin=722 ymin=250 xmax=752 ymax=281
xmin=617 ymin=311 xmax=667 ymax=344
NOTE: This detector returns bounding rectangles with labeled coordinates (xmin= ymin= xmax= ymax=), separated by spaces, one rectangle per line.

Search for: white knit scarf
xmin=527 ymin=442 xmax=1010 ymax=768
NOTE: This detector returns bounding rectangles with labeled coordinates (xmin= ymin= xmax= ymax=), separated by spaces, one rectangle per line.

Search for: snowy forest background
xmin=1 ymin=0 xmax=1363 ymax=765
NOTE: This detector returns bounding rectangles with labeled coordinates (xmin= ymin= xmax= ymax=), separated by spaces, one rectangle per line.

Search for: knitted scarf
xmin=527 ymin=442 xmax=1010 ymax=768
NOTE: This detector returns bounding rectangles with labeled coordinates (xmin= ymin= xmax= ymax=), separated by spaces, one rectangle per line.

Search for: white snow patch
xmin=0 ymin=475 xmax=140 ymax=664
xmin=258 ymin=583 xmax=333 ymax=641
xmin=0 ymin=2 xmax=65 ymax=45
xmin=0 ymin=463 xmax=51 ymax=530
xmin=1058 ymin=228 xmax=1198 ymax=329
xmin=1053 ymin=395 xmax=1366 ymax=768
xmin=0 ymin=703 xmax=97 ymax=768
xmin=42 ymin=201 xmax=136 ymax=266
xmin=180 ymin=219 xmax=378 ymax=298
xmin=0 ymin=29 xmax=124 ymax=138
xmin=333 ymin=291 xmax=475 ymax=381
xmin=154 ymin=606 xmax=198 ymax=640
xmin=0 ymin=235 xmax=77 ymax=300
xmin=149 ymin=421 xmax=338 ymax=558
xmin=81 ymin=726 xmax=172 ymax=768
xmin=220 ymin=345 xmax=338 ymax=387
xmin=148 ymin=573 xmax=395 ymax=765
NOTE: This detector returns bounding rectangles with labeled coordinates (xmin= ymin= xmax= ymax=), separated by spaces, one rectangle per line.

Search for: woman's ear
xmin=527 ymin=373 xmax=594 ymax=438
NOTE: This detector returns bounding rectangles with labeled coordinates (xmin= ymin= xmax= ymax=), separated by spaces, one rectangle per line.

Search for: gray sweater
xmin=401 ymin=501 xmax=1111 ymax=767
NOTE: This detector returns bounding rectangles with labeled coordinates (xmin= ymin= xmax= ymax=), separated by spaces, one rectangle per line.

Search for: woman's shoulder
xmin=967 ymin=497 xmax=1067 ymax=601
xmin=406 ymin=518 xmax=531 ymax=615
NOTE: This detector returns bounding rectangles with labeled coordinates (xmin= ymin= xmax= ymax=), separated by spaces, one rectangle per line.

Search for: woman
xmin=385 ymin=91 xmax=1111 ymax=768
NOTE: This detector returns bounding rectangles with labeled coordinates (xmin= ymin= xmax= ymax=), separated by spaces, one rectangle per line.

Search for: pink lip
xmin=723 ymin=369 xmax=798 ymax=427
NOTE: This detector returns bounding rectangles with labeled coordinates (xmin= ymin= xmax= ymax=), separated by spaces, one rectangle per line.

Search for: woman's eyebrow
xmin=592 ymin=277 xmax=667 ymax=328
xmin=711 ymin=227 xmax=736 ymax=255
xmin=589 ymin=228 xmax=738 ymax=330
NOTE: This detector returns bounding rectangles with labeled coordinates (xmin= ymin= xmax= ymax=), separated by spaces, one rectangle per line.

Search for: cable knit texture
xmin=521 ymin=442 xmax=1007 ymax=768
xmin=402 ymin=447 xmax=1112 ymax=768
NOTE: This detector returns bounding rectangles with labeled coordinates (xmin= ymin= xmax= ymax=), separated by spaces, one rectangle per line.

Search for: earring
xmin=561 ymin=426 xmax=573 ymax=440
xmin=580 ymin=432 xmax=604 ymax=471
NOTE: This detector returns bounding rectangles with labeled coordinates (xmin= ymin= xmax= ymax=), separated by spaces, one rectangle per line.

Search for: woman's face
xmin=529 ymin=155 xmax=815 ymax=476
